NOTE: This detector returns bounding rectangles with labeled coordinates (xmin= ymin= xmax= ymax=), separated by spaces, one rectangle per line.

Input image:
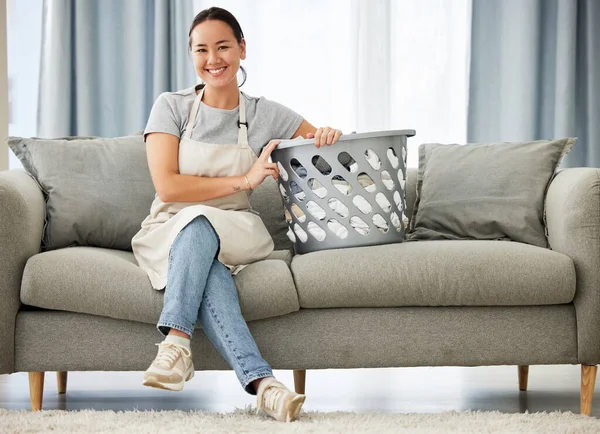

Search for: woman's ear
xmin=240 ymin=39 xmax=247 ymax=60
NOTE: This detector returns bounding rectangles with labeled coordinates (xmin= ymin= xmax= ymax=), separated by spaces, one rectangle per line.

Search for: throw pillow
xmin=8 ymin=135 xmax=157 ymax=251
xmin=7 ymin=135 xmax=292 ymax=252
xmin=407 ymin=138 xmax=576 ymax=248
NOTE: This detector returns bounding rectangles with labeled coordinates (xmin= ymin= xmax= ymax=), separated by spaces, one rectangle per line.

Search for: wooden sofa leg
xmin=28 ymin=372 xmax=45 ymax=411
xmin=518 ymin=365 xmax=529 ymax=391
xmin=57 ymin=371 xmax=67 ymax=394
xmin=293 ymin=370 xmax=306 ymax=394
xmin=581 ymin=365 xmax=598 ymax=416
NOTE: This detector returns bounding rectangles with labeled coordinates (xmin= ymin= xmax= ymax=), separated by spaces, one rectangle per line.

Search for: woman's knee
xmin=174 ymin=216 xmax=220 ymax=255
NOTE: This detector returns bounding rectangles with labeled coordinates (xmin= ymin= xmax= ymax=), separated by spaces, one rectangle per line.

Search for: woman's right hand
xmin=245 ymin=140 xmax=281 ymax=189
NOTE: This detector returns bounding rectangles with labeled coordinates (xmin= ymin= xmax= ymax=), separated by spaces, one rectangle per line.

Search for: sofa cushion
xmin=20 ymin=247 xmax=299 ymax=325
xmin=291 ymin=240 xmax=576 ymax=308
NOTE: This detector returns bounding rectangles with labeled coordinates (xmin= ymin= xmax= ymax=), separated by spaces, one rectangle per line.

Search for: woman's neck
xmin=200 ymin=82 xmax=240 ymax=110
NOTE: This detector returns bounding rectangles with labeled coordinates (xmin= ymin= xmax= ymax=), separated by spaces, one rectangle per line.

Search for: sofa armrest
xmin=546 ymin=168 xmax=600 ymax=364
xmin=0 ymin=170 xmax=45 ymax=374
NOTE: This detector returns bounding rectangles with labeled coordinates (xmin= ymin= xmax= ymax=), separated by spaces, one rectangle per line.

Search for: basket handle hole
xmin=338 ymin=152 xmax=358 ymax=173
xmin=312 ymin=155 xmax=332 ymax=176
xmin=279 ymin=184 xmax=289 ymax=203
xmin=306 ymin=201 xmax=326 ymax=221
xmin=372 ymin=214 xmax=390 ymax=233
xmin=357 ymin=172 xmax=376 ymax=193
xmin=277 ymin=162 xmax=289 ymax=182
xmin=390 ymin=212 xmax=402 ymax=232
xmin=350 ymin=216 xmax=370 ymax=235
xmin=290 ymin=159 xmax=308 ymax=179
xmin=308 ymin=178 xmax=328 ymax=199
xmin=398 ymin=171 xmax=406 ymax=191
xmin=381 ymin=170 xmax=395 ymax=191
xmin=328 ymin=198 xmax=349 ymax=218
xmin=293 ymin=223 xmax=308 ymax=243
xmin=375 ymin=193 xmax=392 ymax=213
xmin=289 ymin=181 xmax=306 ymax=202
xmin=364 ymin=149 xmax=381 ymax=171
xmin=327 ymin=219 xmax=349 ymax=239
xmin=332 ymin=175 xmax=352 ymax=195
xmin=307 ymin=221 xmax=327 ymax=241
xmin=291 ymin=203 xmax=306 ymax=223
xmin=352 ymin=194 xmax=372 ymax=215
xmin=393 ymin=191 xmax=403 ymax=211
xmin=387 ymin=148 xmax=400 ymax=169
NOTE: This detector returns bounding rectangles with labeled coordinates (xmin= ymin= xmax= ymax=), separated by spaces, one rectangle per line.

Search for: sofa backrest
xmin=9 ymin=129 xmax=417 ymax=253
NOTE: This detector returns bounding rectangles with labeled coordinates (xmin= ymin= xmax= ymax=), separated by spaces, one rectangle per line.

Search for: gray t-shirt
xmin=144 ymin=85 xmax=304 ymax=155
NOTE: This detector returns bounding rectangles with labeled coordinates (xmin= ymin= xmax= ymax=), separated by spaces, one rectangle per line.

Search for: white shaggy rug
xmin=1 ymin=406 xmax=599 ymax=433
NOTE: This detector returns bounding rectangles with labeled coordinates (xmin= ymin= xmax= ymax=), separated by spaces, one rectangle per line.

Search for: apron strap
xmin=183 ymin=87 xmax=249 ymax=147
xmin=183 ymin=88 xmax=203 ymax=139
xmin=238 ymin=91 xmax=249 ymax=146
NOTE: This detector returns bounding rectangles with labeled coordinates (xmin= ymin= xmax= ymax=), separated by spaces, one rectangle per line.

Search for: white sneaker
xmin=142 ymin=342 xmax=194 ymax=391
xmin=256 ymin=377 xmax=306 ymax=422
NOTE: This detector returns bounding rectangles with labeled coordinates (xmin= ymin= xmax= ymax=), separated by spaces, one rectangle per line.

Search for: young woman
xmin=131 ymin=7 xmax=342 ymax=423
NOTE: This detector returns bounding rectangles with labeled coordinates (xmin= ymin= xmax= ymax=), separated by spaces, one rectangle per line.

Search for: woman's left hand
xmin=307 ymin=127 xmax=343 ymax=148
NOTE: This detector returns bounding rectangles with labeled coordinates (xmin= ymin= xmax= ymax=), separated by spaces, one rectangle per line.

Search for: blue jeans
xmin=157 ymin=215 xmax=274 ymax=395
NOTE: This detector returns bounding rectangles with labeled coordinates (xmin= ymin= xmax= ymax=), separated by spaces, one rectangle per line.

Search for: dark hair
xmin=188 ymin=7 xmax=247 ymax=87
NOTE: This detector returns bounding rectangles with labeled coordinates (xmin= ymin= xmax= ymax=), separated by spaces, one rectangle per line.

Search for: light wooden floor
xmin=1 ymin=365 xmax=598 ymax=417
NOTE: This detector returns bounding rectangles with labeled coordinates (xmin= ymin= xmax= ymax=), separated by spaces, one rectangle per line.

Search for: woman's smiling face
xmin=190 ymin=19 xmax=246 ymax=89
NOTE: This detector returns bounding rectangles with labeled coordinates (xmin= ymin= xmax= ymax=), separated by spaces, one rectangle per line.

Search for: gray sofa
xmin=1 ymin=166 xmax=600 ymax=415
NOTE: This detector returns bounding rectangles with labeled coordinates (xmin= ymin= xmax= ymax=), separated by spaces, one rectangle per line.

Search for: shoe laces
xmin=154 ymin=342 xmax=191 ymax=367
xmin=262 ymin=384 xmax=285 ymax=411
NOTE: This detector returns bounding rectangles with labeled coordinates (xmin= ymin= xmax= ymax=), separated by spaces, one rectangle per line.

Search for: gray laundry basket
xmin=270 ymin=129 xmax=415 ymax=254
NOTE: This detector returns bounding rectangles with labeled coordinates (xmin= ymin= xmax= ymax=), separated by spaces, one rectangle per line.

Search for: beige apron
xmin=132 ymin=88 xmax=274 ymax=290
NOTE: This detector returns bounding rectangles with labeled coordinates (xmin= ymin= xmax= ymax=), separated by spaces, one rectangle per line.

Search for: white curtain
xmin=8 ymin=0 xmax=472 ymax=169
xmin=193 ymin=0 xmax=472 ymax=167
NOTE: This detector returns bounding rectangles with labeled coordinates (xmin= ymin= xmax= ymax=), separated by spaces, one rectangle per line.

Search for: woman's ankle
xmin=168 ymin=329 xmax=190 ymax=339
xmin=252 ymin=376 xmax=275 ymax=393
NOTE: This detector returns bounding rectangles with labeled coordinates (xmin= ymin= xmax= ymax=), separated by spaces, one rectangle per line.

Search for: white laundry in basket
xmin=306 ymin=200 xmax=327 ymax=219
xmin=286 ymin=219 xmax=347 ymax=242
xmin=307 ymin=221 xmax=327 ymax=241
xmin=357 ymin=173 xmax=394 ymax=192
xmin=328 ymin=184 xmax=390 ymax=228
xmin=275 ymin=129 xmax=414 ymax=253
xmin=365 ymin=149 xmax=381 ymax=170
xmin=284 ymin=146 xmax=398 ymax=243
xmin=326 ymin=197 xmax=348 ymax=217
xmin=390 ymin=212 xmax=400 ymax=228
xmin=327 ymin=219 xmax=349 ymax=239
xmin=285 ymin=194 xmax=389 ymax=242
